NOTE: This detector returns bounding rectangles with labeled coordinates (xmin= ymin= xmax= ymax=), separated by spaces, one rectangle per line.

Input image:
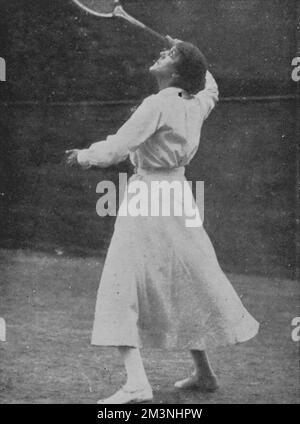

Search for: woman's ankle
xmin=193 ymin=368 xmax=218 ymax=381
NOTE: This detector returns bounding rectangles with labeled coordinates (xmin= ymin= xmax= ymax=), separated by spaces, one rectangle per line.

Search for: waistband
xmin=135 ymin=166 xmax=185 ymax=177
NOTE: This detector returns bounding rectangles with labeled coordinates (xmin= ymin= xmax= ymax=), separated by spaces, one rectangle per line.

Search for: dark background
xmin=0 ymin=0 xmax=298 ymax=278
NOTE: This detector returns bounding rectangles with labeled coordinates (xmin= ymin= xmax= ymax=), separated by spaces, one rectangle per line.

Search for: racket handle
xmin=141 ymin=25 xmax=168 ymax=44
xmin=114 ymin=5 xmax=168 ymax=45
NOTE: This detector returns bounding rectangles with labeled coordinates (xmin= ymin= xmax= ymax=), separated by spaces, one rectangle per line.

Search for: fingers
xmin=65 ymin=149 xmax=80 ymax=154
xmin=166 ymin=35 xmax=182 ymax=46
xmin=64 ymin=149 xmax=84 ymax=169
xmin=65 ymin=152 xmax=76 ymax=167
xmin=65 ymin=160 xmax=76 ymax=168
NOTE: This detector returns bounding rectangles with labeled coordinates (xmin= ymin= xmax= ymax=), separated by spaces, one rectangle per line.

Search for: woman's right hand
xmin=166 ymin=35 xmax=182 ymax=47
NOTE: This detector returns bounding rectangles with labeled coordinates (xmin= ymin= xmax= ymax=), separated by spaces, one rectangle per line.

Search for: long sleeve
xmin=77 ymin=95 xmax=161 ymax=168
xmin=195 ymin=71 xmax=219 ymax=120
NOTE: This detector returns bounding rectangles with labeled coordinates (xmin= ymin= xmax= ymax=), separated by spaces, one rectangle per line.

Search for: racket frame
xmin=72 ymin=0 xmax=116 ymax=17
xmin=72 ymin=0 xmax=167 ymax=43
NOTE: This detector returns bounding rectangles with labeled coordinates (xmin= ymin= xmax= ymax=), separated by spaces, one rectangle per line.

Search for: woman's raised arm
xmin=195 ymin=71 xmax=219 ymax=119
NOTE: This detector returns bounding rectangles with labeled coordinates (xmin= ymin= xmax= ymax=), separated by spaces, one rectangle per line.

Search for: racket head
xmin=72 ymin=0 xmax=119 ymax=18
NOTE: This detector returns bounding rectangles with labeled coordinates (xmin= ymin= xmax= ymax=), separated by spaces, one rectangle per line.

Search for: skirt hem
xmin=90 ymin=319 xmax=259 ymax=351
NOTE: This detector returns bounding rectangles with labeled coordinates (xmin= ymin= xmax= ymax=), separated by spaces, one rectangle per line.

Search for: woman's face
xmin=149 ymin=45 xmax=181 ymax=79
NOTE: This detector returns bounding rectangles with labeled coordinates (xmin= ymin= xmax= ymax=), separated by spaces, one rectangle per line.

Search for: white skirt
xmin=91 ymin=168 xmax=259 ymax=350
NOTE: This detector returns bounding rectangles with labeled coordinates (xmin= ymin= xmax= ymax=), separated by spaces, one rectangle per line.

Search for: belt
xmin=134 ymin=166 xmax=185 ymax=177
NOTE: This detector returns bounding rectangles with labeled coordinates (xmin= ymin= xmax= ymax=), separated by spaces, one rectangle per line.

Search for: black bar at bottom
xmin=0 ymin=404 xmax=298 ymax=423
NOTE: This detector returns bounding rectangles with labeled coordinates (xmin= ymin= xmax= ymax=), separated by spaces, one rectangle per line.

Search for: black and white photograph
xmin=0 ymin=0 xmax=299 ymax=408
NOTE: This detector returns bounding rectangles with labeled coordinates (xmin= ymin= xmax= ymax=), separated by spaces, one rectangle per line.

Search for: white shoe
xmin=175 ymin=375 xmax=219 ymax=392
xmin=97 ymin=385 xmax=153 ymax=404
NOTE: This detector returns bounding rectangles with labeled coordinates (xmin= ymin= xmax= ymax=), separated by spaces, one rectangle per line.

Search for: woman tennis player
xmin=66 ymin=36 xmax=259 ymax=404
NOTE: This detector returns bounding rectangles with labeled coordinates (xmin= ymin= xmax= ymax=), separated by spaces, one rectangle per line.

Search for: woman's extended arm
xmin=68 ymin=96 xmax=161 ymax=169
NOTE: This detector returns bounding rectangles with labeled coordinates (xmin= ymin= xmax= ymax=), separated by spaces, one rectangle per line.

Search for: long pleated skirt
xmin=91 ymin=168 xmax=259 ymax=350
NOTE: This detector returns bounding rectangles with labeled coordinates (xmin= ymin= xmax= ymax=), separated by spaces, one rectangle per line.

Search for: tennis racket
xmin=72 ymin=0 xmax=168 ymax=44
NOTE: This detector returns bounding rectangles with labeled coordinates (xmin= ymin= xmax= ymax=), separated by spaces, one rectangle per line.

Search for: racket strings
xmin=72 ymin=0 xmax=166 ymax=43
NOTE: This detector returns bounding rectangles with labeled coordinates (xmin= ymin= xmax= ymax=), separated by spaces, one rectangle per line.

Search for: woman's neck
xmin=156 ymin=75 xmax=173 ymax=91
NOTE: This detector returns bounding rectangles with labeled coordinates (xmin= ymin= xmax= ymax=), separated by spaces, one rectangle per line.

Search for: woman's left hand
xmin=65 ymin=149 xmax=80 ymax=167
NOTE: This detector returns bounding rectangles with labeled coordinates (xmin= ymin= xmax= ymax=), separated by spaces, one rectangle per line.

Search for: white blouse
xmin=77 ymin=71 xmax=219 ymax=170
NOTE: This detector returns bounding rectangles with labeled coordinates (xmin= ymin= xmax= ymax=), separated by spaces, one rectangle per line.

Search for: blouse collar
xmin=159 ymin=87 xmax=192 ymax=99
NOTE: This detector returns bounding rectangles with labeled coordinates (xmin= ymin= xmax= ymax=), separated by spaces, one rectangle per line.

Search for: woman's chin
xmin=149 ymin=64 xmax=160 ymax=74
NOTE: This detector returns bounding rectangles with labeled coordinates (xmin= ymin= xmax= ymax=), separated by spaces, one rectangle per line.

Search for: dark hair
xmin=173 ymin=42 xmax=208 ymax=94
